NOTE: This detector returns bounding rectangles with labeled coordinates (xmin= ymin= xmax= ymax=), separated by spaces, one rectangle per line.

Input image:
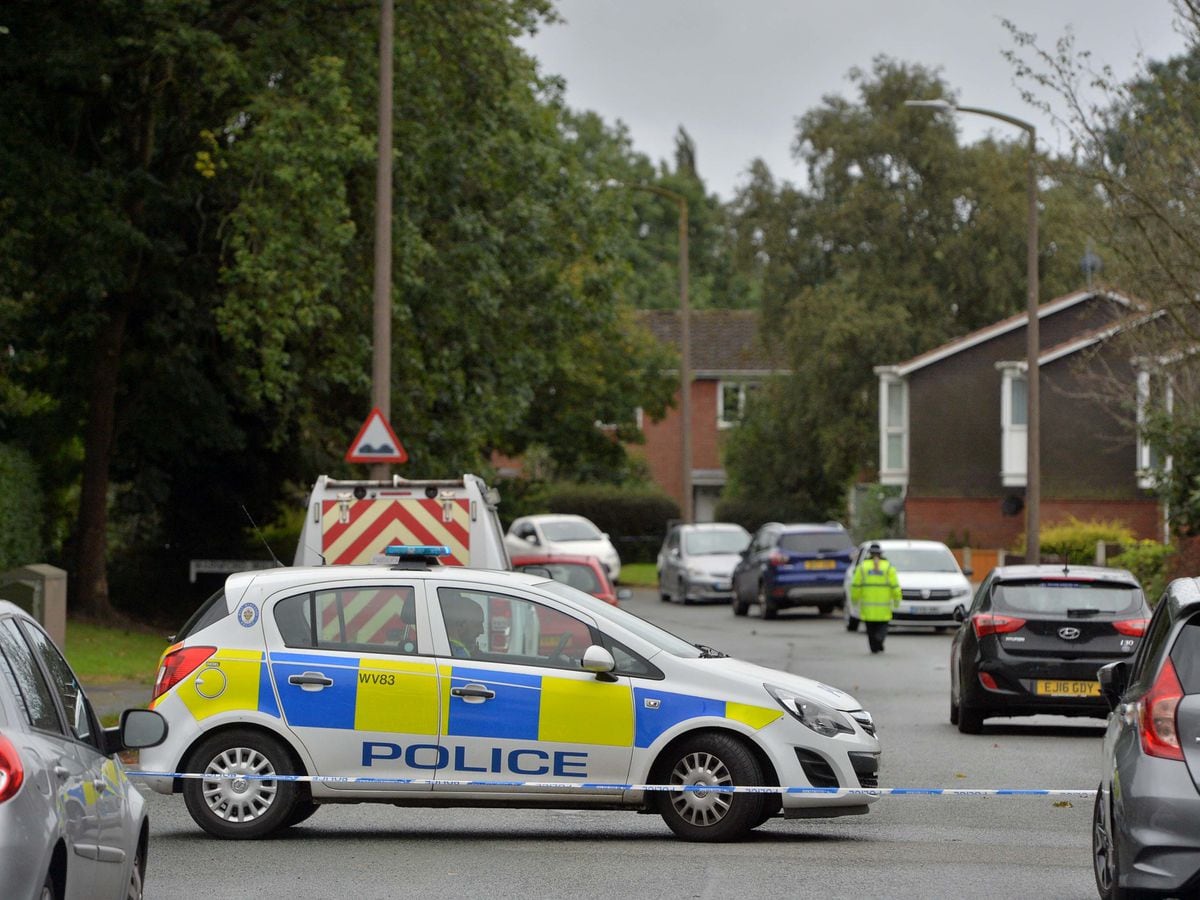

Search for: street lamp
xmin=370 ymin=0 xmax=394 ymax=481
xmin=905 ymin=98 xmax=1041 ymax=563
xmin=619 ymin=183 xmax=693 ymax=524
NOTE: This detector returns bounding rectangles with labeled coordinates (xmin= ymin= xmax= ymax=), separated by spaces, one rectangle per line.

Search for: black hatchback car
xmin=949 ymin=565 xmax=1150 ymax=734
xmin=1092 ymin=577 xmax=1200 ymax=900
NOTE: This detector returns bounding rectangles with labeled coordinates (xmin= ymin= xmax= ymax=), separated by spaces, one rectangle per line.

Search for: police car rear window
xmin=177 ymin=589 xmax=230 ymax=640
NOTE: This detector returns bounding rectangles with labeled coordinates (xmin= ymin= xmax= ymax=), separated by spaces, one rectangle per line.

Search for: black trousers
xmin=865 ymin=620 xmax=889 ymax=653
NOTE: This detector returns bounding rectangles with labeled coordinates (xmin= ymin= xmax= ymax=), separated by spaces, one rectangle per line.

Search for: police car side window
xmin=437 ymin=587 xmax=598 ymax=671
xmin=277 ymin=586 xmax=420 ymax=656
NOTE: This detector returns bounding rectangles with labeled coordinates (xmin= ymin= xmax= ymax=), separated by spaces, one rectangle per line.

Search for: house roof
xmin=639 ymin=309 xmax=789 ymax=376
xmin=995 ymin=308 xmax=1166 ymax=370
xmin=873 ymin=288 xmax=1140 ymax=378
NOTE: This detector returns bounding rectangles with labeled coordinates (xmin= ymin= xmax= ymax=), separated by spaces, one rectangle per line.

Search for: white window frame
xmin=1000 ymin=366 xmax=1027 ymax=487
xmin=878 ymin=375 xmax=908 ymax=486
xmin=717 ymin=381 xmax=757 ymax=429
xmin=1137 ymin=368 xmax=1173 ymax=489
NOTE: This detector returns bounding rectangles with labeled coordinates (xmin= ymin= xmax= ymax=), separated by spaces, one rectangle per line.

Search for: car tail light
xmin=1137 ymin=657 xmax=1185 ymax=761
xmin=768 ymin=551 xmax=789 ymax=567
xmin=971 ymin=614 xmax=1026 ymax=638
xmin=1112 ymin=618 xmax=1149 ymax=637
xmin=152 ymin=646 xmax=216 ymax=702
xmin=0 ymin=733 xmax=24 ymax=803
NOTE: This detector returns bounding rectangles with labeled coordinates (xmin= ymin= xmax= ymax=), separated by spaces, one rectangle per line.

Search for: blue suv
xmin=731 ymin=522 xmax=855 ymax=619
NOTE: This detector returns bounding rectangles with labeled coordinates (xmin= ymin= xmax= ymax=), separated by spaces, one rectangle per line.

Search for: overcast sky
xmin=518 ymin=0 xmax=1189 ymax=200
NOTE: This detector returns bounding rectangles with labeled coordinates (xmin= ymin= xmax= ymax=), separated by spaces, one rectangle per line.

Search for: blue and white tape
xmin=128 ymin=771 xmax=1096 ymax=798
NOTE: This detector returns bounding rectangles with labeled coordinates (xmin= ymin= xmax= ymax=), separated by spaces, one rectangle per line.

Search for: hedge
xmin=0 ymin=443 xmax=44 ymax=570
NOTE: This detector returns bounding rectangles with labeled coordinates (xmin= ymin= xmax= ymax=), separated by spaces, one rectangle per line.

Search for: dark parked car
xmin=1092 ymin=577 xmax=1200 ymax=900
xmin=949 ymin=565 xmax=1150 ymax=734
xmin=731 ymin=522 xmax=854 ymax=619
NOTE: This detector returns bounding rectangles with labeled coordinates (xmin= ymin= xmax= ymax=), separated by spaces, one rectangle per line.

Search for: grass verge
xmin=619 ymin=562 xmax=657 ymax=588
xmin=65 ymin=619 xmax=170 ymax=685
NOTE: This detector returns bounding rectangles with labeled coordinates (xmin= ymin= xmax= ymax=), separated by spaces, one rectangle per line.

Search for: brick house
xmin=636 ymin=309 xmax=787 ymax=521
xmin=873 ymin=288 xmax=1165 ymax=550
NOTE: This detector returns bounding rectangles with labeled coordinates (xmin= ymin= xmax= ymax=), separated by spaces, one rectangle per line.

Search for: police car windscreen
xmin=779 ymin=532 xmax=853 ymax=554
xmin=993 ymin=581 xmax=1142 ymax=616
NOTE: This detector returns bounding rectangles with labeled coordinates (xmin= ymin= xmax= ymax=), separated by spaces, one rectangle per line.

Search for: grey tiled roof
xmin=638 ymin=309 xmax=788 ymax=374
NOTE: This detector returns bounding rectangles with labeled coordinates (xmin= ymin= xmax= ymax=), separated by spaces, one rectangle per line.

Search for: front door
xmin=430 ymin=585 xmax=635 ymax=797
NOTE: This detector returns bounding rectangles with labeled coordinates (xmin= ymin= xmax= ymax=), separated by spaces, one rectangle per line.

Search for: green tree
xmin=721 ymin=58 xmax=1099 ymax=517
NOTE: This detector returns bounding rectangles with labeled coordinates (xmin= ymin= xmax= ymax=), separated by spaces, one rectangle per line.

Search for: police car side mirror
xmin=581 ymin=645 xmax=616 ymax=678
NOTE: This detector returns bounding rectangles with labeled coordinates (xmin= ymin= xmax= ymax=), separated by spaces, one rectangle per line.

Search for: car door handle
xmin=288 ymin=672 xmax=334 ymax=688
xmin=450 ymin=684 xmax=495 ymax=701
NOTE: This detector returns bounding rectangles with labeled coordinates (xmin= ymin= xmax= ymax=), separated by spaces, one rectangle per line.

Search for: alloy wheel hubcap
xmin=1093 ymin=813 xmax=1114 ymax=891
xmin=202 ymin=746 xmax=277 ymax=823
xmin=669 ymin=751 xmax=733 ymax=826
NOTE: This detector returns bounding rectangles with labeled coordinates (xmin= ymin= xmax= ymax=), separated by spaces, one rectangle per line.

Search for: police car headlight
xmin=765 ymin=684 xmax=854 ymax=738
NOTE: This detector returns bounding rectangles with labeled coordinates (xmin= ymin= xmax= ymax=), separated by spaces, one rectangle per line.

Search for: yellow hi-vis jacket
xmin=850 ymin=557 xmax=901 ymax=622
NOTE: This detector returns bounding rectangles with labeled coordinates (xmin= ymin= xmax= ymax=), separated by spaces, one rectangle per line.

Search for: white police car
xmin=141 ymin=547 xmax=881 ymax=842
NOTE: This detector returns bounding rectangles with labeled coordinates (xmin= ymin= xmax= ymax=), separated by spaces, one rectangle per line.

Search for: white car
xmin=505 ymin=514 xmax=621 ymax=582
xmin=843 ymin=539 xmax=974 ymax=631
xmin=140 ymin=547 xmax=880 ymax=842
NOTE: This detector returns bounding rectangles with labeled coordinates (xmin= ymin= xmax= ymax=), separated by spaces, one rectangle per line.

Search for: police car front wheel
xmin=182 ymin=729 xmax=301 ymax=839
xmin=654 ymin=732 xmax=766 ymax=842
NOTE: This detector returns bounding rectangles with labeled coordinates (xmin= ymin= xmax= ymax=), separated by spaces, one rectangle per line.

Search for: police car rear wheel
xmin=655 ymin=732 xmax=765 ymax=842
xmin=183 ymin=729 xmax=300 ymax=839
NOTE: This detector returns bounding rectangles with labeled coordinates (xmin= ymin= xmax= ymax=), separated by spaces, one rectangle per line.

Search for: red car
xmin=511 ymin=554 xmax=628 ymax=606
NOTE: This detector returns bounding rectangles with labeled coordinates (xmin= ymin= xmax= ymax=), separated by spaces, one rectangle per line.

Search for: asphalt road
xmin=132 ymin=588 xmax=1105 ymax=900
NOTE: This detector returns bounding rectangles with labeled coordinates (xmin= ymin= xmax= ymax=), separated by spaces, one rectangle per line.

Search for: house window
xmin=1137 ymin=369 xmax=1172 ymax=489
xmin=718 ymin=381 xmax=758 ymax=429
xmin=878 ymin=376 xmax=907 ymax=485
xmin=1000 ymin=368 xmax=1027 ymax=486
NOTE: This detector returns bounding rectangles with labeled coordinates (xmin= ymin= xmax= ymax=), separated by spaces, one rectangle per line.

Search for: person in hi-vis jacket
xmin=850 ymin=542 xmax=901 ymax=653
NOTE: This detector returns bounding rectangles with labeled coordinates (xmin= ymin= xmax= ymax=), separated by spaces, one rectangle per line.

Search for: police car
xmin=141 ymin=546 xmax=881 ymax=842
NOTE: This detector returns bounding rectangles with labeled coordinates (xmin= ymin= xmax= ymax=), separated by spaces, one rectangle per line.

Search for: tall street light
xmin=905 ymin=99 xmax=1040 ymax=563
xmin=621 ymin=183 xmax=693 ymax=523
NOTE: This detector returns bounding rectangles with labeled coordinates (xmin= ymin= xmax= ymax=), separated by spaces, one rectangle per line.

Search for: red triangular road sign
xmin=345 ymin=408 xmax=408 ymax=464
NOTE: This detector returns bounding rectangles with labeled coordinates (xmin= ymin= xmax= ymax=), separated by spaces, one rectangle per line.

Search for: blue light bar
xmin=384 ymin=544 xmax=451 ymax=558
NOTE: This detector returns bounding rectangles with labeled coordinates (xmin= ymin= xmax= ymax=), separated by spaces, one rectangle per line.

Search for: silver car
xmin=658 ymin=523 xmax=751 ymax=604
xmin=0 ymin=601 xmax=167 ymax=900
xmin=1093 ymin=577 xmax=1200 ymax=899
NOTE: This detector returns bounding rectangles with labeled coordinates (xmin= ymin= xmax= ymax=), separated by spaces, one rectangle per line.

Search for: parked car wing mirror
xmin=963 ymin=567 xmax=974 ymax=578
xmin=616 ymin=588 xmax=633 ymax=601
xmin=1098 ymin=661 xmax=1128 ymax=710
xmin=106 ymin=708 xmax=168 ymax=754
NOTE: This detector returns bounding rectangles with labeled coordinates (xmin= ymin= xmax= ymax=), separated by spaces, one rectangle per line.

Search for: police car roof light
xmin=384 ymin=544 xmax=450 ymax=558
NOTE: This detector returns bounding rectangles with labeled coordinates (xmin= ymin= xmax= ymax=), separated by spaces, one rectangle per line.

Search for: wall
xmin=639 ymin=378 xmax=721 ymax=514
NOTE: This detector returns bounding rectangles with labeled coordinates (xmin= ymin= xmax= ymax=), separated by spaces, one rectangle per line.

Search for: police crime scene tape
xmin=128 ymin=771 xmax=1096 ymax=798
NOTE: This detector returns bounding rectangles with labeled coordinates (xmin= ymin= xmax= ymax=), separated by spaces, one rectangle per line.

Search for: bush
xmin=1110 ymin=540 xmax=1174 ymax=605
xmin=502 ymin=481 xmax=679 ymax=564
xmin=0 ymin=444 xmax=44 ymax=569
xmin=1019 ymin=517 xmax=1135 ymax=565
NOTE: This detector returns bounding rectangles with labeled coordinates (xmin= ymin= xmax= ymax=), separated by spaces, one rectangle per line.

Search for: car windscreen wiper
xmin=1067 ymin=608 xmax=1103 ymax=617
xmin=695 ymin=644 xmax=728 ymax=658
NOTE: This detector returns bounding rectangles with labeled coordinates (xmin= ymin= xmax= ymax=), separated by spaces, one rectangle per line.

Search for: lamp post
xmin=904 ymin=99 xmax=1040 ymax=563
xmin=623 ymin=183 xmax=693 ymax=523
xmin=370 ymin=0 xmax=394 ymax=481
